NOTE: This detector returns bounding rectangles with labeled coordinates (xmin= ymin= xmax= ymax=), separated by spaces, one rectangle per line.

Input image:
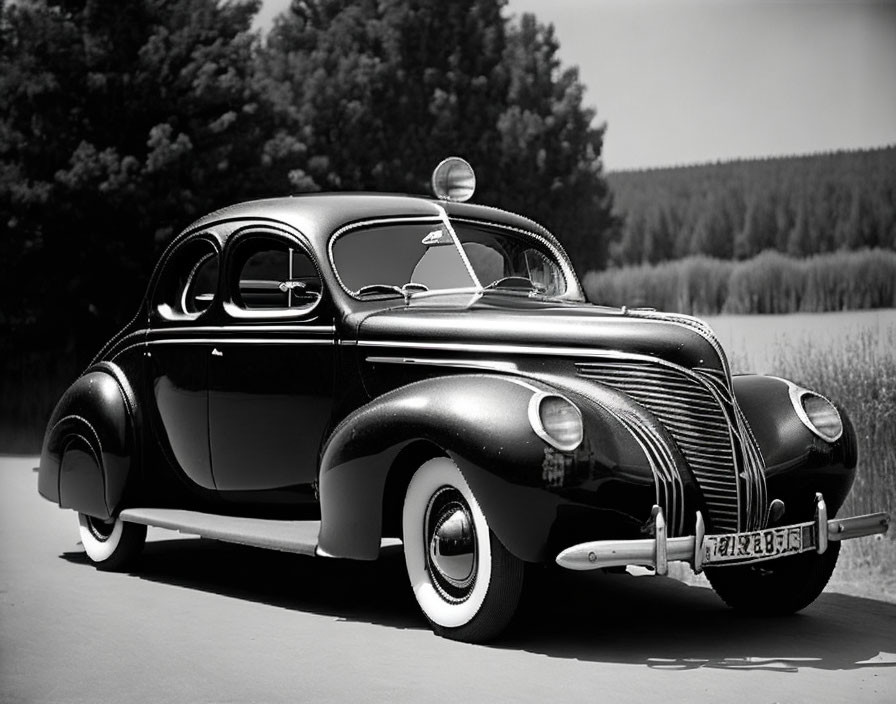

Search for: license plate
xmin=703 ymin=523 xmax=815 ymax=565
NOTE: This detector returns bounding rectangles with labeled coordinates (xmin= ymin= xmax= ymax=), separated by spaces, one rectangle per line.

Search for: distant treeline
xmin=607 ymin=147 xmax=896 ymax=266
xmin=582 ymin=249 xmax=896 ymax=315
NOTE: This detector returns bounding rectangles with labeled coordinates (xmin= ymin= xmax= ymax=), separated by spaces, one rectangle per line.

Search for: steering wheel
xmin=483 ymin=276 xmax=538 ymax=290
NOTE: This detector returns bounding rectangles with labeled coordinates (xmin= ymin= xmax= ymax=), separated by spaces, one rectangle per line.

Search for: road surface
xmin=2 ymin=456 xmax=894 ymax=703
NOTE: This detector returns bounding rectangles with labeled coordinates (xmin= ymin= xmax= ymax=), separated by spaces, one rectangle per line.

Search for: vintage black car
xmin=39 ymin=158 xmax=889 ymax=642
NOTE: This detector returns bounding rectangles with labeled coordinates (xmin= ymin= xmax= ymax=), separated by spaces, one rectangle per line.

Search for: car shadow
xmin=62 ymin=537 xmax=423 ymax=631
xmin=61 ymin=538 xmax=896 ymax=672
xmin=505 ymin=567 xmax=896 ymax=672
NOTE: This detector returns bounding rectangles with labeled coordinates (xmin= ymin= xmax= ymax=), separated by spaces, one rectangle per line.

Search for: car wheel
xmin=705 ymin=540 xmax=840 ymax=615
xmin=402 ymin=457 xmax=524 ymax=642
xmin=78 ymin=513 xmax=146 ymax=571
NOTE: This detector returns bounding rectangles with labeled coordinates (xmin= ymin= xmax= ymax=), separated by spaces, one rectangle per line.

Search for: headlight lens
xmin=529 ymin=393 xmax=583 ymax=452
xmin=800 ymin=393 xmax=843 ymax=442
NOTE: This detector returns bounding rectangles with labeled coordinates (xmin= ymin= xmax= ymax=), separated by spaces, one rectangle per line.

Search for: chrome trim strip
xmin=355 ymin=339 xmax=687 ymax=360
xmin=620 ymin=413 xmax=683 ymax=536
xmin=589 ymin=406 xmax=665 ymax=522
xmin=114 ymin=325 xmax=336 ymax=339
xmin=146 ymin=338 xmax=333 ymax=346
xmin=365 ymin=356 xmax=519 ymax=373
xmin=152 ymin=325 xmax=336 ymax=334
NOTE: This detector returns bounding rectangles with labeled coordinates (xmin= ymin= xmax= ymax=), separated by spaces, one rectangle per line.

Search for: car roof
xmin=180 ymin=192 xmax=561 ymax=253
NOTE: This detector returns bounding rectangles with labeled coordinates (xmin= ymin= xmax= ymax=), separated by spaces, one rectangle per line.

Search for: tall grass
xmin=584 ymin=248 xmax=896 ymax=315
xmin=729 ymin=326 xmax=896 ymax=580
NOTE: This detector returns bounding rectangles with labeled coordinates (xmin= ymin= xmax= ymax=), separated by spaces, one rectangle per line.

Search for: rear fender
xmin=39 ymin=363 xmax=138 ymax=519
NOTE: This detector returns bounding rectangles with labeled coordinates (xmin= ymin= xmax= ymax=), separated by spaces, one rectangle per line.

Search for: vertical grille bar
xmin=576 ymin=359 xmax=766 ymax=534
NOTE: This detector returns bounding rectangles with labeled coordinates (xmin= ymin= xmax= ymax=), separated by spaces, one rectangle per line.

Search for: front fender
xmin=733 ymin=374 xmax=857 ymax=521
xmin=318 ymin=373 xmax=660 ymax=562
xmin=38 ymin=363 xmax=138 ymax=519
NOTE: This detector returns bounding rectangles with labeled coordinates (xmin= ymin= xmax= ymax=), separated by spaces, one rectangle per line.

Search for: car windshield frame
xmin=328 ymin=205 xmax=578 ymax=302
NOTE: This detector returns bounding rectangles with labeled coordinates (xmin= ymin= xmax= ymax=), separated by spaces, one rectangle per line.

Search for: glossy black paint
xmin=318 ymin=373 xmax=665 ymax=562
xmin=733 ymin=374 xmax=857 ymax=521
xmin=40 ymin=363 xmax=138 ymax=520
xmin=38 ymin=192 xmax=864 ymax=566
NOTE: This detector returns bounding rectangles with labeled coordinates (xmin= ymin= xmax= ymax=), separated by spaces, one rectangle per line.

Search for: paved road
xmin=3 ymin=455 xmax=895 ymax=703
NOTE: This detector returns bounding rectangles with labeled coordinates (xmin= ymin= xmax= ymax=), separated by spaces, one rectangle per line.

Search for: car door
xmin=146 ymin=234 xmax=220 ymax=492
xmin=208 ymin=229 xmax=336 ymax=504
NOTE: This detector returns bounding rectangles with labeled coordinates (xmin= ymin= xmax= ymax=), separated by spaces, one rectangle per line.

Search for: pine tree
xmin=260 ymin=0 xmax=618 ymax=273
xmin=1 ymin=0 xmax=268 ymax=357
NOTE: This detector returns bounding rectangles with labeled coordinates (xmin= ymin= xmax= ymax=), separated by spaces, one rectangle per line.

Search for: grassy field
xmin=706 ymin=309 xmax=896 ymax=598
xmin=584 ymin=248 xmax=896 ymax=315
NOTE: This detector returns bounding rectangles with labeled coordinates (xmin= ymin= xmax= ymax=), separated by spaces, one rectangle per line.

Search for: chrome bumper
xmin=555 ymin=493 xmax=890 ymax=575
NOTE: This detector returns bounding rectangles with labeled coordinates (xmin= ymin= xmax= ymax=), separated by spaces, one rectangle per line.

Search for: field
xmin=583 ymin=249 xmax=896 ymax=315
xmin=702 ymin=309 xmax=896 ymax=598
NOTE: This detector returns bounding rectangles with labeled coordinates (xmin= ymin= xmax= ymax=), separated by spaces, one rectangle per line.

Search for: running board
xmin=119 ymin=508 xmax=400 ymax=557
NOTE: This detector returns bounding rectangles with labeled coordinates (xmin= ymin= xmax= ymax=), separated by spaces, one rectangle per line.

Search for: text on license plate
xmin=703 ymin=524 xmax=814 ymax=565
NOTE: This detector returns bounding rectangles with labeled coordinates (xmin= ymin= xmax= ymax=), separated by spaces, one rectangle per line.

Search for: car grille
xmin=576 ymin=359 xmax=767 ymax=534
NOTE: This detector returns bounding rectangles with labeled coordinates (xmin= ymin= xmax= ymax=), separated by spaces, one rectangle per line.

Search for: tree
xmin=259 ymin=0 xmax=618 ymax=273
xmin=1 ymin=0 xmax=271 ymax=359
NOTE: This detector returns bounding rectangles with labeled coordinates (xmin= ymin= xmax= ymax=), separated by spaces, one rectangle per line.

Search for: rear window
xmin=154 ymin=237 xmax=220 ymax=320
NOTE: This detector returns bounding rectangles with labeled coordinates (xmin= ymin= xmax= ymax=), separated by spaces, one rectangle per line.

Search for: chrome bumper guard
xmin=555 ymin=493 xmax=890 ymax=575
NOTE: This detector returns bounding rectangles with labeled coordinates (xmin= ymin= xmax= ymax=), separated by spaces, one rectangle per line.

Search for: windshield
xmin=331 ymin=219 xmax=569 ymax=298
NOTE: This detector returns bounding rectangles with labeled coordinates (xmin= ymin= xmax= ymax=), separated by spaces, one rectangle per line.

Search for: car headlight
xmin=528 ymin=392 xmax=583 ymax=452
xmin=799 ymin=392 xmax=843 ymax=442
xmin=774 ymin=377 xmax=844 ymax=443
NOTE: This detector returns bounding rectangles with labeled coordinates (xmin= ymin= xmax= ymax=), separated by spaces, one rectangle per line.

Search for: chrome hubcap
xmin=425 ymin=488 xmax=477 ymax=602
xmin=86 ymin=516 xmax=115 ymax=542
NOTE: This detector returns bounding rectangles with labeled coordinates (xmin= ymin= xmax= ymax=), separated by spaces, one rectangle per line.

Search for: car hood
xmin=351 ymin=292 xmax=726 ymax=373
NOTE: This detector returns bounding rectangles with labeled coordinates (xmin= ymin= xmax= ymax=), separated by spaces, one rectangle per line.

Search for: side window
xmin=155 ymin=238 xmax=220 ymax=320
xmin=232 ymin=238 xmax=321 ymax=312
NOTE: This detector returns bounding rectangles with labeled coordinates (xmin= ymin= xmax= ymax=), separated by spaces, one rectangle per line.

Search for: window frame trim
xmin=222 ymin=226 xmax=326 ymax=321
xmin=153 ymin=233 xmax=222 ymax=324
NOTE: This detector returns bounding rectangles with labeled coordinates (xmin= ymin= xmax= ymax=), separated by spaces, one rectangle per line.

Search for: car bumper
xmin=555 ymin=493 xmax=890 ymax=575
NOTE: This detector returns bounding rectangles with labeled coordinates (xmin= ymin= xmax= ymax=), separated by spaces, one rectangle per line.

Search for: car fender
xmin=38 ymin=363 xmax=138 ymax=520
xmin=733 ymin=374 xmax=857 ymax=520
xmin=317 ymin=373 xmax=661 ymax=562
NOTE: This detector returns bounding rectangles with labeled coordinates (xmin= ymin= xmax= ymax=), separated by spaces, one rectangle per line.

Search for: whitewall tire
xmin=78 ymin=513 xmax=146 ymax=571
xmin=402 ymin=457 xmax=524 ymax=642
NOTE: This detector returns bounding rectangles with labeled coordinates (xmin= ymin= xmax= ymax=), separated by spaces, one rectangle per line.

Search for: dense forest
xmin=607 ymin=147 xmax=896 ymax=265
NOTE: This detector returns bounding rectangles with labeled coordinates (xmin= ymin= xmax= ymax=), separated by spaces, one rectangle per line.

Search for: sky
xmin=254 ymin=0 xmax=896 ymax=172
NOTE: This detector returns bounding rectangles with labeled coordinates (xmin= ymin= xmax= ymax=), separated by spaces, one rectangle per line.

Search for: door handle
xmin=211 ymin=348 xmax=223 ymax=357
